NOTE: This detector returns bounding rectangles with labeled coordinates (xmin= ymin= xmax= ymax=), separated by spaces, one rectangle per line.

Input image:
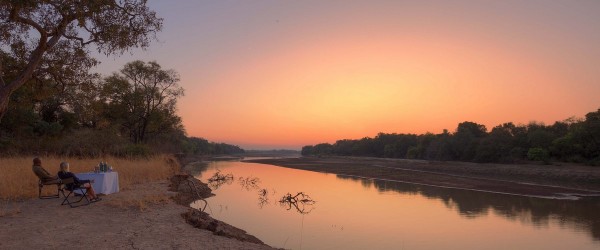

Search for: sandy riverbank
xmin=0 ymin=175 xmax=274 ymax=249
xmin=245 ymin=156 xmax=600 ymax=199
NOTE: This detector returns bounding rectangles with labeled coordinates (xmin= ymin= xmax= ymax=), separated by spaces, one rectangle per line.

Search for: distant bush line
xmin=302 ymin=108 xmax=600 ymax=166
xmin=0 ymin=126 xmax=244 ymax=158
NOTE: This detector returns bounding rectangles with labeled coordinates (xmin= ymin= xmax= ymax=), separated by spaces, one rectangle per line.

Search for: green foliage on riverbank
xmin=302 ymin=108 xmax=600 ymax=165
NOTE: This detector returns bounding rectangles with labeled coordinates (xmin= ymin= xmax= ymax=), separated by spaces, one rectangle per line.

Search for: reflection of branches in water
xmin=238 ymin=176 xmax=261 ymax=191
xmin=279 ymin=192 xmax=316 ymax=214
xmin=258 ymin=188 xmax=269 ymax=208
xmin=207 ymin=171 xmax=234 ymax=189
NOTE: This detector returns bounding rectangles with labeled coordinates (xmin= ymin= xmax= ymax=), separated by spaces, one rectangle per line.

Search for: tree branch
xmin=4 ymin=6 xmax=69 ymax=93
xmin=9 ymin=10 xmax=46 ymax=36
xmin=62 ymin=33 xmax=97 ymax=46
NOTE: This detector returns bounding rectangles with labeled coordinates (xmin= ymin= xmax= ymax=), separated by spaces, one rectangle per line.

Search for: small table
xmin=75 ymin=172 xmax=120 ymax=195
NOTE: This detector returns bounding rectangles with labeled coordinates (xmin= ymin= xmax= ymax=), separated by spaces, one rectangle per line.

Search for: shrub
xmin=527 ymin=147 xmax=550 ymax=164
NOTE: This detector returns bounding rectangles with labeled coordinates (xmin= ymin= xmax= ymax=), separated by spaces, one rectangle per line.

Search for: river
xmin=191 ymin=159 xmax=600 ymax=249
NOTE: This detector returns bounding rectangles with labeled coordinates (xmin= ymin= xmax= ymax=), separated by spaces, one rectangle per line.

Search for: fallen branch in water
xmin=238 ymin=176 xmax=261 ymax=191
xmin=207 ymin=171 xmax=234 ymax=189
xmin=279 ymin=192 xmax=316 ymax=214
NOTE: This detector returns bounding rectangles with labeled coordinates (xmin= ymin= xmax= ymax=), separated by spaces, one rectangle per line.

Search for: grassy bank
xmin=0 ymin=155 xmax=179 ymax=200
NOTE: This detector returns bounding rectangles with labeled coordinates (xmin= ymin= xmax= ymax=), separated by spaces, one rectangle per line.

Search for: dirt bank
xmin=0 ymin=178 xmax=274 ymax=249
xmin=245 ymin=156 xmax=600 ymax=199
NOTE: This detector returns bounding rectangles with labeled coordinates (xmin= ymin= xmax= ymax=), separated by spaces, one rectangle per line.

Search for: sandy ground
xmin=0 ymin=180 xmax=274 ymax=250
xmin=246 ymin=156 xmax=600 ymax=199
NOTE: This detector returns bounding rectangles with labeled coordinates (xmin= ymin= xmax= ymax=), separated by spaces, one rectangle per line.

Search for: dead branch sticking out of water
xmin=279 ymin=192 xmax=316 ymax=214
xmin=238 ymin=176 xmax=261 ymax=191
xmin=207 ymin=171 xmax=234 ymax=190
xmin=258 ymin=188 xmax=269 ymax=208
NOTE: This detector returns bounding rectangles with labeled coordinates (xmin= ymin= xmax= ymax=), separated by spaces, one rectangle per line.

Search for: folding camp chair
xmin=36 ymin=178 xmax=61 ymax=199
xmin=59 ymin=177 xmax=90 ymax=208
xmin=38 ymin=178 xmax=61 ymax=199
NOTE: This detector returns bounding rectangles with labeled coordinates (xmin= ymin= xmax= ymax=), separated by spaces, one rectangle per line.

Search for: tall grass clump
xmin=0 ymin=155 xmax=179 ymax=200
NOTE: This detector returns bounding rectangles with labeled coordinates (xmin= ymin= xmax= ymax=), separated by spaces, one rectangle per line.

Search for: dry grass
xmin=0 ymin=155 xmax=179 ymax=200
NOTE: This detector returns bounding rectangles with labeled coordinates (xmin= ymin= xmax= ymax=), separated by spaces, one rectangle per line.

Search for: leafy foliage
xmin=527 ymin=147 xmax=550 ymax=164
xmin=0 ymin=2 xmax=243 ymax=157
xmin=103 ymin=60 xmax=184 ymax=144
xmin=0 ymin=58 xmax=243 ymax=157
xmin=0 ymin=0 xmax=163 ymax=120
xmin=303 ymin=109 xmax=600 ymax=165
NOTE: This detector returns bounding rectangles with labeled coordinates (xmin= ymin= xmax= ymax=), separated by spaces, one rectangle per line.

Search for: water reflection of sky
xmin=193 ymin=161 xmax=600 ymax=250
xmin=340 ymin=175 xmax=600 ymax=239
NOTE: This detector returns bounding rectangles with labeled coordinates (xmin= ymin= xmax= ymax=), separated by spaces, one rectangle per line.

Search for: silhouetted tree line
xmin=181 ymin=137 xmax=245 ymax=155
xmin=302 ymin=109 xmax=600 ymax=165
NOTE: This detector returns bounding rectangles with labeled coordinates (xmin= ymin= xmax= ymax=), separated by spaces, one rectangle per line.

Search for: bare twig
xmin=258 ymin=188 xmax=269 ymax=208
xmin=207 ymin=171 xmax=234 ymax=190
xmin=238 ymin=176 xmax=261 ymax=191
xmin=279 ymin=192 xmax=316 ymax=214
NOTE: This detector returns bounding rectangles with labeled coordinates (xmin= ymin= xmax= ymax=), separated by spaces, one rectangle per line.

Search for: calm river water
xmin=192 ymin=159 xmax=600 ymax=250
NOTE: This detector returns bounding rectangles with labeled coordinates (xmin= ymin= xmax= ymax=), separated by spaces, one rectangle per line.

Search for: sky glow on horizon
xmin=95 ymin=0 xmax=600 ymax=150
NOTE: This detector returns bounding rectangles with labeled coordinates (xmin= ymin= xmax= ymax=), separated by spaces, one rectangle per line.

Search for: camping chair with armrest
xmin=33 ymin=173 xmax=61 ymax=199
xmin=59 ymin=177 xmax=91 ymax=208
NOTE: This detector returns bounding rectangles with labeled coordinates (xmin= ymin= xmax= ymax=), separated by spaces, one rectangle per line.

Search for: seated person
xmin=57 ymin=162 xmax=101 ymax=202
xmin=32 ymin=157 xmax=60 ymax=184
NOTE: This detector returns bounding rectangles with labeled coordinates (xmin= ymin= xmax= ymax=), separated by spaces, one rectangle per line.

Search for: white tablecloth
xmin=75 ymin=172 xmax=120 ymax=195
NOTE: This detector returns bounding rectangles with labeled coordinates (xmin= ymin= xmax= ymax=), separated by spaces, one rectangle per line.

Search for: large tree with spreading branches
xmin=0 ymin=0 xmax=162 ymax=121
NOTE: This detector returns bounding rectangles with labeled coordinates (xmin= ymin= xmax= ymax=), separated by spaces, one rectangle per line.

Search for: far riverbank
xmin=245 ymin=156 xmax=600 ymax=199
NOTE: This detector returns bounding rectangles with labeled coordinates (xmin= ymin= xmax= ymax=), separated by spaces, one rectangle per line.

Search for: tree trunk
xmin=0 ymin=78 xmax=24 ymax=122
xmin=0 ymin=89 xmax=10 ymax=122
xmin=0 ymin=12 xmax=65 ymax=123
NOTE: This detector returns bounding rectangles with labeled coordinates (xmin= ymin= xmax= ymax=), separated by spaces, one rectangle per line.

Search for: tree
xmin=333 ymin=139 xmax=356 ymax=155
xmin=578 ymin=109 xmax=600 ymax=162
xmin=452 ymin=121 xmax=487 ymax=161
xmin=526 ymin=122 xmax=556 ymax=149
xmin=301 ymin=145 xmax=314 ymax=156
xmin=475 ymin=123 xmax=516 ymax=162
xmin=313 ymin=143 xmax=333 ymax=155
xmin=103 ymin=61 xmax=184 ymax=144
xmin=407 ymin=132 xmax=436 ymax=159
xmin=0 ymin=0 xmax=163 ymax=121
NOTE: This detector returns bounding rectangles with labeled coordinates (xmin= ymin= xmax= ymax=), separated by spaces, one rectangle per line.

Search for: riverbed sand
xmin=0 ymin=180 xmax=274 ymax=249
xmin=246 ymin=156 xmax=600 ymax=199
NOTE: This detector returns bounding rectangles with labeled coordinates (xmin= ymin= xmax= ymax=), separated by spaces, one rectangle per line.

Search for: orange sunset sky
xmin=95 ymin=0 xmax=600 ymax=149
